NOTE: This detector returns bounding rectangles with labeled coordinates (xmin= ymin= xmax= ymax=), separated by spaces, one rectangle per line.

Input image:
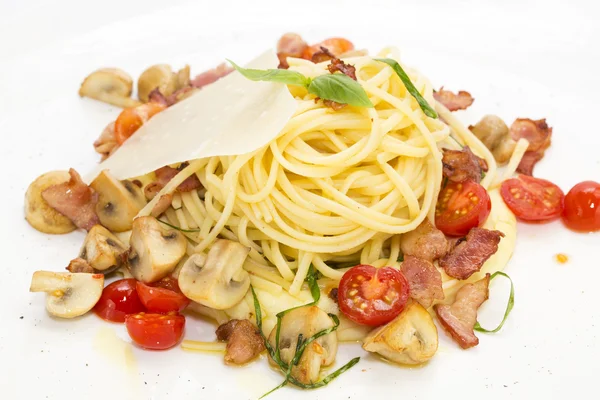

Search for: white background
xmin=0 ymin=1 xmax=599 ymax=399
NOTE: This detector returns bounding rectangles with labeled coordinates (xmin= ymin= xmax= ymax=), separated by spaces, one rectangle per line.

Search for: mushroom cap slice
xmin=178 ymin=240 xmax=250 ymax=310
xmin=137 ymin=64 xmax=190 ymax=103
xmin=128 ymin=216 xmax=187 ymax=283
xmin=362 ymin=300 xmax=438 ymax=365
xmin=25 ymin=171 xmax=77 ymax=234
xmin=90 ymin=170 xmax=147 ymax=232
xmin=80 ymin=225 xmax=127 ymax=272
xmin=268 ymin=306 xmax=338 ymax=384
xmin=30 ymin=271 xmax=104 ymax=318
xmin=79 ymin=68 xmax=141 ymax=108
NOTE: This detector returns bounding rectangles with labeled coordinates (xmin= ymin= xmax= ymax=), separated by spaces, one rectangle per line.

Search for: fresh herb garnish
xmin=157 ymin=219 xmax=201 ymax=233
xmin=250 ymin=286 xmax=359 ymax=398
xmin=305 ymin=265 xmax=322 ymax=302
xmin=397 ymin=253 xmax=404 ymax=262
xmin=374 ymin=58 xmax=438 ymax=118
xmin=474 ymin=271 xmax=514 ymax=333
xmin=228 ymin=60 xmax=373 ymax=108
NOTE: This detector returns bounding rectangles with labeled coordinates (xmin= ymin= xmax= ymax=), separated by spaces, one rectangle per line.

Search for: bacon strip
xmin=400 ymin=219 xmax=448 ymax=262
xmin=190 ymin=63 xmax=233 ymax=89
xmin=42 ymin=169 xmax=99 ymax=231
xmin=401 ymin=256 xmax=444 ymax=308
xmin=154 ymin=164 xmax=202 ymax=192
xmin=93 ymin=122 xmax=118 ymax=161
xmin=327 ymin=57 xmax=357 ymax=80
xmin=66 ymin=258 xmax=94 ymax=273
xmin=277 ymin=33 xmax=308 ymax=69
xmin=442 ymin=147 xmax=488 ymax=183
xmin=440 ymin=228 xmax=504 ymax=280
xmin=433 ymin=88 xmax=474 ymax=111
xmin=216 ymin=319 xmax=265 ymax=365
xmin=510 ymin=118 xmax=552 ymax=176
xmin=434 ymin=274 xmax=490 ymax=349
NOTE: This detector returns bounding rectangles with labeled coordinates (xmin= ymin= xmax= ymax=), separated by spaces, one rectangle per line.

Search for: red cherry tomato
xmin=94 ymin=279 xmax=145 ymax=323
xmin=435 ymin=181 xmax=491 ymax=236
xmin=114 ymin=102 xmax=166 ymax=145
xmin=500 ymin=175 xmax=564 ymax=222
xmin=338 ymin=265 xmax=410 ymax=326
xmin=562 ymin=181 xmax=600 ymax=232
xmin=302 ymin=37 xmax=354 ymax=60
xmin=125 ymin=312 xmax=185 ymax=350
xmin=136 ymin=277 xmax=190 ymax=313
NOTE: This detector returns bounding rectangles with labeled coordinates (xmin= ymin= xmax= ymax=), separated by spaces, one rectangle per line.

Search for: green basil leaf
xmin=375 ymin=58 xmax=438 ymax=118
xmin=228 ymin=60 xmax=310 ymax=87
xmin=474 ymin=271 xmax=515 ymax=333
xmin=307 ymin=74 xmax=374 ymax=108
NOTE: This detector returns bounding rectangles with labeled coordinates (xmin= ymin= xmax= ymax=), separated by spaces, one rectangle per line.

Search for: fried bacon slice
xmin=66 ymin=257 xmax=95 ymax=273
xmin=434 ymin=274 xmax=490 ymax=349
xmin=442 ymin=147 xmax=488 ymax=183
xmin=312 ymin=46 xmax=336 ymax=63
xmin=440 ymin=228 xmax=504 ymax=280
xmin=216 ymin=319 xmax=265 ymax=365
xmin=433 ymin=88 xmax=474 ymax=111
xmin=401 ymin=256 xmax=444 ymax=308
xmin=154 ymin=164 xmax=202 ymax=192
xmin=277 ymin=33 xmax=308 ymax=69
xmin=510 ymin=118 xmax=552 ymax=176
xmin=400 ymin=219 xmax=448 ymax=262
xmin=93 ymin=122 xmax=119 ymax=161
xmin=190 ymin=63 xmax=233 ymax=89
xmin=327 ymin=57 xmax=357 ymax=80
xmin=42 ymin=169 xmax=100 ymax=231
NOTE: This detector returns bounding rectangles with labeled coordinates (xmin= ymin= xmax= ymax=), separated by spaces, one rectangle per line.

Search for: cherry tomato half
xmin=94 ymin=278 xmax=145 ymax=323
xmin=435 ymin=180 xmax=491 ymax=236
xmin=114 ymin=102 xmax=166 ymax=145
xmin=500 ymin=175 xmax=564 ymax=222
xmin=125 ymin=312 xmax=185 ymax=350
xmin=338 ymin=265 xmax=410 ymax=326
xmin=136 ymin=277 xmax=190 ymax=313
xmin=302 ymin=37 xmax=354 ymax=60
xmin=562 ymin=181 xmax=600 ymax=232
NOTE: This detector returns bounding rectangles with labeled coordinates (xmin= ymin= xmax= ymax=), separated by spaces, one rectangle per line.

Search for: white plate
xmin=1 ymin=1 xmax=599 ymax=399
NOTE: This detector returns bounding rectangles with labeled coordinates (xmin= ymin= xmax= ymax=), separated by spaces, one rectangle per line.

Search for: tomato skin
xmin=136 ymin=277 xmax=190 ymax=313
xmin=562 ymin=181 xmax=600 ymax=232
xmin=500 ymin=175 xmax=564 ymax=222
xmin=114 ymin=102 xmax=166 ymax=145
xmin=338 ymin=265 xmax=410 ymax=327
xmin=302 ymin=38 xmax=354 ymax=60
xmin=94 ymin=279 xmax=146 ymax=323
xmin=435 ymin=181 xmax=491 ymax=237
xmin=125 ymin=312 xmax=185 ymax=350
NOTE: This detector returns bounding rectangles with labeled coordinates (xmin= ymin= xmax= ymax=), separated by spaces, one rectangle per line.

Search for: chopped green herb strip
xmin=397 ymin=253 xmax=404 ymax=262
xmin=157 ymin=219 xmax=201 ymax=233
xmin=228 ymin=60 xmax=310 ymax=86
xmin=305 ymin=265 xmax=321 ymax=303
xmin=307 ymin=74 xmax=373 ymax=108
xmin=250 ymin=287 xmax=359 ymax=398
xmin=375 ymin=58 xmax=438 ymax=118
xmin=474 ymin=271 xmax=514 ymax=333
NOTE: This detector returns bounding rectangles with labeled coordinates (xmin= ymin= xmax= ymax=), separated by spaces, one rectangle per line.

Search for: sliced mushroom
xmin=362 ymin=300 xmax=438 ymax=365
xmin=79 ymin=225 xmax=126 ymax=273
xmin=137 ymin=64 xmax=190 ymax=103
xmin=178 ymin=240 xmax=250 ymax=310
xmin=127 ymin=216 xmax=187 ymax=283
xmin=29 ymin=271 xmax=104 ymax=318
xmin=469 ymin=115 xmax=516 ymax=164
xmin=79 ymin=68 xmax=141 ymax=108
xmin=25 ymin=171 xmax=77 ymax=234
xmin=268 ymin=306 xmax=338 ymax=384
xmin=90 ymin=170 xmax=147 ymax=232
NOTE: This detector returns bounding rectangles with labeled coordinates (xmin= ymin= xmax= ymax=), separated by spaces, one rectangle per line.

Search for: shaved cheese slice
xmin=85 ymin=50 xmax=297 ymax=182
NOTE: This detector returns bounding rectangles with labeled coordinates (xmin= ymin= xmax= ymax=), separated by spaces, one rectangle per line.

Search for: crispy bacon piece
xmin=400 ymin=219 xmax=448 ymax=262
xmin=147 ymin=88 xmax=170 ymax=107
xmin=66 ymin=257 xmax=94 ymax=273
xmin=442 ymin=147 xmax=488 ymax=183
xmin=216 ymin=319 xmax=265 ymax=365
xmin=401 ymin=256 xmax=444 ymax=308
xmin=433 ymin=88 xmax=474 ymax=111
xmin=150 ymin=194 xmax=173 ymax=218
xmin=327 ymin=57 xmax=357 ymax=80
xmin=277 ymin=33 xmax=308 ymax=69
xmin=42 ymin=169 xmax=99 ymax=231
xmin=440 ymin=228 xmax=504 ymax=280
xmin=190 ymin=63 xmax=233 ymax=89
xmin=322 ymin=99 xmax=346 ymax=111
xmin=154 ymin=164 xmax=202 ymax=192
xmin=510 ymin=118 xmax=552 ymax=176
xmin=311 ymin=46 xmax=336 ymax=63
xmin=434 ymin=274 xmax=490 ymax=349
xmin=93 ymin=122 xmax=119 ymax=161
